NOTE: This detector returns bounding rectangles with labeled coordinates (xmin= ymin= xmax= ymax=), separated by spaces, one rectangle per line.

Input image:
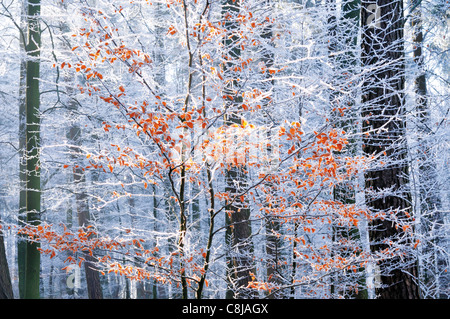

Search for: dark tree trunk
xmin=0 ymin=218 xmax=14 ymax=299
xmin=24 ymin=0 xmax=42 ymax=299
xmin=17 ymin=0 xmax=28 ymax=299
xmin=222 ymin=0 xmax=256 ymax=299
xmin=361 ymin=0 xmax=420 ymax=299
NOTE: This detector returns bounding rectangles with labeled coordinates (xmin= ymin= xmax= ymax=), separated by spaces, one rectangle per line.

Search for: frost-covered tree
xmin=0 ymin=0 xmax=448 ymax=300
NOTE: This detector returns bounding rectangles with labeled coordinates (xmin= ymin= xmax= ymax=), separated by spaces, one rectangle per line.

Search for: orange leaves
xmin=246 ymin=122 xmax=378 ymax=283
xmin=210 ymin=66 xmax=225 ymax=81
xmin=102 ymin=122 xmax=112 ymax=132
xmin=67 ymin=13 xmax=153 ymax=95
xmin=315 ymin=132 xmax=329 ymax=144
xmin=303 ymin=226 xmax=316 ymax=234
xmin=315 ymin=129 xmax=347 ymax=151
xmin=247 ymin=280 xmax=274 ymax=292
xmin=167 ymin=25 xmax=177 ymax=36
xmin=282 ymin=121 xmax=303 ymax=141
xmin=185 ymin=121 xmax=194 ymax=129
xmin=17 ymin=222 xmax=162 ymax=277
xmin=287 ymin=144 xmax=296 ymax=155
xmin=86 ymin=71 xmax=103 ymax=80
xmin=100 ymin=96 xmax=114 ymax=104
xmin=280 ymin=126 xmax=346 ymax=186
xmin=52 ymin=5 xmax=409 ymax=296
xmin=289 ymin=127 xmax=296 ymax=136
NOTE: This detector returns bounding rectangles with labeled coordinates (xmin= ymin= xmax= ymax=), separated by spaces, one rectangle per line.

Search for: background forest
xmin=0 ymin=0 xmax=448 ymax=299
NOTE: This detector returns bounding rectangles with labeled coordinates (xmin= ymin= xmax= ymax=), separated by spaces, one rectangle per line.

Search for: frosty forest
xmin=0 ymin=0 xmax=448 ymax=300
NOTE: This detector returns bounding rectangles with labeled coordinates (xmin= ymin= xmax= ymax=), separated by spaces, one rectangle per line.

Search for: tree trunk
xmin=17 ymin=0 xmax=28 ymax=299
xmin=410 ymin=0 xmax=447 ymax=298
xmin=74 ymin=167 xmax=104 ymax=299
xmin=361 ymin=0 xmax=420 ymax=299
xmin=327 ymin=0 xmax=368 ymax=299
xmin=410 ymin=2 xmax=441 ymax=213
xmin=56 ymin=0 xmax=103 ymax=298
xmin=24 ymin=0 xmax=42 ymax=299
xmin=0 ymin=218 xmax=14 ymax=299
xmin=258 ymin=0 xmax=284 ymax=299
xmin=65 ymin=87 xmax=103 ymax=300
xmin=222 ymin=0 xmax=256 ymax=299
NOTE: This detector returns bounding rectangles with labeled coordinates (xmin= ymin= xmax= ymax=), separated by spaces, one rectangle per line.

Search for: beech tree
xmin=0 ymin=0 xmax=448 ymax=299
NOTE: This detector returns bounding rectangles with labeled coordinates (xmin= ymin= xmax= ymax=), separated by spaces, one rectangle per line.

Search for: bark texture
xmin=361 ymin=0 xmax=420 ymax=299
xmin=222 ymin=0 xmax=256 ymax=299
xmin=0 ymin=221 xmax=14 ymax=299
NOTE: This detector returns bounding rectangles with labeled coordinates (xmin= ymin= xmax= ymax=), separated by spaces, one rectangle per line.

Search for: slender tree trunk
xmin=195 ymin=4 xmax=216 ymax=298
xmin=151 ymin=1 xmax=169 ymax=299
xmin=24 ymin=0 xmax=42 ymax=299
xmin=196 ymin=165 xmax=216 ymax=299
xmin=17 ymin=0 xmax=28 ymax=299
xmin=361 ymin=0 xmax=420 ymax=299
